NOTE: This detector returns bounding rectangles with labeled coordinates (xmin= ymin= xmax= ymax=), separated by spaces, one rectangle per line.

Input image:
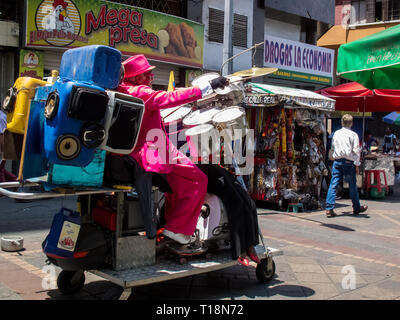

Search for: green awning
xmin=337 ymin=24 xmax=400 ymax=89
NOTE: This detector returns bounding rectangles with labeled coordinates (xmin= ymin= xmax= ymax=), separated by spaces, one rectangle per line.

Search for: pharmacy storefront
xmin=24 ymin=0 xmax=205 ymax=87
xmin=263 ymin=35 xmax=335 ymax=90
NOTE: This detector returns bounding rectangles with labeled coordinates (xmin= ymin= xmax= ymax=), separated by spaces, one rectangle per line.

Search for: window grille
xmin=208 ymin=8 xmax=248 ymax=48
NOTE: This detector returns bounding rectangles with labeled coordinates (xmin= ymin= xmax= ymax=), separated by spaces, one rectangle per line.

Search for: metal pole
xmin=222 ymin=0 xmax=233 ymax=76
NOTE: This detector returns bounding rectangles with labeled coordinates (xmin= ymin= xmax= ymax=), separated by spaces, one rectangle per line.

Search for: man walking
xmin=325 ymin=114 xmax=368 ymax=217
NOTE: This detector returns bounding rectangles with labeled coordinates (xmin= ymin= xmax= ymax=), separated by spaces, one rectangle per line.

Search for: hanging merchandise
xmin=244 ymin=83 xmax=334 ymax=211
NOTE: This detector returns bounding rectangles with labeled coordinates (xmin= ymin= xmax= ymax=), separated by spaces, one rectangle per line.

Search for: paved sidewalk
xmin=0 ymin=188 xmax=400 ymax=300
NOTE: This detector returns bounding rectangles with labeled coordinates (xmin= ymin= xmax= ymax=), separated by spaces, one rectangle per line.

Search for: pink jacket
xmin=117 ymin=82 xmax=203 ymax=173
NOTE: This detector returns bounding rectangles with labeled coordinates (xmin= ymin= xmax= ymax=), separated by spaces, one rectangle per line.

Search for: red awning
xmin=316 ymin=82 xmax=400 ymax=112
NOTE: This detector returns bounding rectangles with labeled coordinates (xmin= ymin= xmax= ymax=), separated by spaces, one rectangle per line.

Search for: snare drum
xmin=212 ymin=106 xmax=248 ymax=138
xmin=185 ymin=124 xmax=220 ymax=160
xmin=183 ymin=107 xmax=221 ymax=128
xmin=161 ymin=105 xmax=191 ymax=148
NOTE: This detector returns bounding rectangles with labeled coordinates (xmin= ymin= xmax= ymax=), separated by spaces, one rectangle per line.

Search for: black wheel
xmin=57 ymin=270 xmax=85 ymax=295
xmin=256 ymin=258 xmax=276 ymax=283
xmin=388 ymin=187 xmax=394 ymax=196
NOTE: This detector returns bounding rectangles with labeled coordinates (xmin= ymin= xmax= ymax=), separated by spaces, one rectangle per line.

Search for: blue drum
xmin=43 ymin=78 xmax=109 ymax=167
xmin=59 ymin=45 xmax=122 ymax=89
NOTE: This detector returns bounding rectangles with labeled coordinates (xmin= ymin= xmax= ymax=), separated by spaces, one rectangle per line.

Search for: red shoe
xmin=246 ymin=247 xmax=261 ymax=264
xmin=237 ymin=256 xmax=249 ymax=267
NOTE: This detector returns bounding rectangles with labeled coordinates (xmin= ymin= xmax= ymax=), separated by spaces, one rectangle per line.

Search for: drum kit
xmin=161 ymin=66 xmax=277 ymax=162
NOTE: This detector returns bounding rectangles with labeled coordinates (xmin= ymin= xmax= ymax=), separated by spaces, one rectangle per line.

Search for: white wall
xmin=202 ymin=0 xmax=253 ymax=73
xmin=264 ymin=18 xmax=301 ymax=41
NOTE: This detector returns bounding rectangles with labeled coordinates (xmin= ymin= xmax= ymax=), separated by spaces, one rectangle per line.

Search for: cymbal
xmin=230 ymin=67 xmax=278 ymax=79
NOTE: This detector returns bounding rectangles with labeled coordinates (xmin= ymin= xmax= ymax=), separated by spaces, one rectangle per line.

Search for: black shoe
xmin=353 ymin=205 xmax=368 ymax=215
xmin=326 ymin=209 xmax=337 ymax=218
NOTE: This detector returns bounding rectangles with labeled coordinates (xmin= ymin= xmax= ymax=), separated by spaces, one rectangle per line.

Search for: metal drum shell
xmin=212 ymin=106 xmax=248 ymax=138
xmin=185 ymin=124 xmax=220 ymax=159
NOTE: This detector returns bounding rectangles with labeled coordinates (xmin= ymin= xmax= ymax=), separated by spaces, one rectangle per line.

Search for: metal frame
xmin=0 ymin=180 xmax=283 ymax=299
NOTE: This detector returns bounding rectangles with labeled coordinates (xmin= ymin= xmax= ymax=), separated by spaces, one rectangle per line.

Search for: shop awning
xmin=244 ymin=83 xmax=335 ymax=111
xmin=317 ymin=23 xmax=399 ymax=49
xmin=316 ymin=81 xmax=400 ymax=112
xmin=337 ymin=24 xmax=400 ymax=89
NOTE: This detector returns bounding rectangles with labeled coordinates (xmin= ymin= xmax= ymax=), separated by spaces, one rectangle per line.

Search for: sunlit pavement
xmin=0 ymin=185 xmax=400 ymax=300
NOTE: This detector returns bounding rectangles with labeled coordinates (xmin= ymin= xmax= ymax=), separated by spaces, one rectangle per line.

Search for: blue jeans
xmin=326 ymin=159 xmax=360 ymax=211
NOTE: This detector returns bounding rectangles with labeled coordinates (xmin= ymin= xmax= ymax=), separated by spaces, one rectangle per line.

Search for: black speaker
xmin=44 ymin=91 xmax=59 ymax=120
xmin=56 ymin=134 xmax=81 ymax=160
xmin=2 ymin=87 xmax=17 ymax=113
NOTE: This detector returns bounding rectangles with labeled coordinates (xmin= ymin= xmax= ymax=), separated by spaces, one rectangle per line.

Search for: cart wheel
xmin=101 ymin=286 xmax=125 ymax=300
xmin=388 ymin=187 xmax=394 ymax=196
xmin=57 ymin=270 xmax=85 ymax=295
xmin=256 ymin=258 xmax=276 ymax=283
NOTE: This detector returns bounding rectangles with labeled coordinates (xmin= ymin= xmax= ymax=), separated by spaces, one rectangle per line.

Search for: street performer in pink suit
xmin=118 ymin=54 xmax=229 ymax=245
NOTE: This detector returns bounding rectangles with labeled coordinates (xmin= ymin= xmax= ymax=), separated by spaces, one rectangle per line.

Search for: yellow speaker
xmin=5 ymin=77 xmax=47 ymax=134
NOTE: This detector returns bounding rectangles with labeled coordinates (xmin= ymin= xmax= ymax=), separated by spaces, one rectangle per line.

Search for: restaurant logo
xmin=31 ymin=0 xmax=88 ymax=46
xmin=22 ymin=51 xmax=40 ymax=68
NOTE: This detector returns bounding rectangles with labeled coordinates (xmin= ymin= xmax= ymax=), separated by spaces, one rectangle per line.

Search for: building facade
xmin=318 ymin=0 xmax=400 ymax=85
xmin=0 ymin=0 xmax=336 ymax=104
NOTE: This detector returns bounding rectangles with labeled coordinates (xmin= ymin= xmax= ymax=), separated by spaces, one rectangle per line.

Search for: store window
xmin=388 ymin=0 xmax=400 ymax=21
xmin=208 ymin=8 xmax=248 ymax=48
xmin=375 ymin=0 xmax=383 ymax=22
xmin=350 ymin=0 xmax=366 ymax=25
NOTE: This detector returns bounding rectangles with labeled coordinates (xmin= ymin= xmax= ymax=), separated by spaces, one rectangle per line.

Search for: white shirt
xmin=331 ymin=127 xmax=361 ymax=166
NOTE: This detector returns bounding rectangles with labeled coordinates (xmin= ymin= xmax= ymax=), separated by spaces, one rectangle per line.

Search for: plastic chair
xmin=287 ymin=203 xmax=304 ymax=213
xmin=364 ymin=170 xmax=389 ymax=195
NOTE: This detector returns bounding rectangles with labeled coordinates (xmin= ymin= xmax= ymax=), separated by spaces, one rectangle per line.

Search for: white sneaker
xmin=163 ymin=229 xmax=196 ymax=244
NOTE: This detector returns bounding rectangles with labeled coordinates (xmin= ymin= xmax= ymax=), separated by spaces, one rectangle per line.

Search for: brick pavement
xmin=0 ymin=189 xmax=400 ymax=300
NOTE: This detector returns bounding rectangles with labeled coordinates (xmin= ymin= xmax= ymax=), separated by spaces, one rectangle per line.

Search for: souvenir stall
xmin=243 ymin=83 xmax=335 ymax=210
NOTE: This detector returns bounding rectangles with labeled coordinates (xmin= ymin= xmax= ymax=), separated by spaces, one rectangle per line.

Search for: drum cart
xmin=0 ymin=180 xmax=282 ymax=300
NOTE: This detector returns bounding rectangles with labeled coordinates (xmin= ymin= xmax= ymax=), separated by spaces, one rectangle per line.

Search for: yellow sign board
xmin=25 ymin=0 xmax=204 ymax=68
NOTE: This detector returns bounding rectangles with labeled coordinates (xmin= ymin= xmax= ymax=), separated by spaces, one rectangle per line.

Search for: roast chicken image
xmin=158 ymin=22 xmax=202 ymax=60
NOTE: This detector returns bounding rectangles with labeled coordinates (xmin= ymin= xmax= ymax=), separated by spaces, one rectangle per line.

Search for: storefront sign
xmin=264 ymin=35 xmax=334 ymax=85
xmin=185 ymin=69 xmax=203 ymax=87
xmin=25 ymin=0 xmax=204 ymax=68
xmin=243 ymin=94 xmax=280 ymax=107
xmin=19 ymin=49 xmax=44 ymax=79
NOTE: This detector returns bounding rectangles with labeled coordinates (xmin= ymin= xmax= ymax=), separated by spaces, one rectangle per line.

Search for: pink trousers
xmin=163 ymin=147 xmax=208 ymax=235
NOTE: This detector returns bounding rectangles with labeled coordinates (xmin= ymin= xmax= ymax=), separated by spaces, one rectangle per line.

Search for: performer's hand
xmin=210 ymin=76 xmax=230 ymax=90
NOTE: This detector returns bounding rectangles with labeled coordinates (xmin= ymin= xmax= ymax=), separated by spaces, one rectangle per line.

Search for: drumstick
xmin=161 ymin=105 xmax=185 ymax=121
